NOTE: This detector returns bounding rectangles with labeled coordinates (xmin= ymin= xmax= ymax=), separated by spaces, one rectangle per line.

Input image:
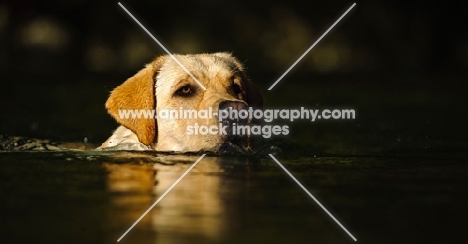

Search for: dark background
xmin=0 ymin=0 xmax=467 ymax=154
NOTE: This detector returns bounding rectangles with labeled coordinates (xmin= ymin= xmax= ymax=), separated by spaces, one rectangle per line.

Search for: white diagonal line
xmin=268 ymin=3 xmax=356 ymax=90
xmin=118 ymin=2 xmax=207 ymax=90
xmin=268 ymin=154 xmax=357 ymax=242
xmin=117 ymin=154 xmax=206 ymax=242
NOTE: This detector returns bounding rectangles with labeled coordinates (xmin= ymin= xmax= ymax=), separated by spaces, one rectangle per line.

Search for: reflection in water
xmin=152 ymin=156 xmax=226 ymax=242
xmin=103 ymin=161 xmax=157 ymax=241
xmin=103 ymin=155 xmax=253 ymax=243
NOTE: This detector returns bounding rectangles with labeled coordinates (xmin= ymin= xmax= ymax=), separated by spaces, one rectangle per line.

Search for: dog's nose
xmin=218 ymin=100 xmax=249 ymax=128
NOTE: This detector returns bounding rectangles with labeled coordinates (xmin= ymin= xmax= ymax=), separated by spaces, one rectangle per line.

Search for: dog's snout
xmin=218 ymin=101 xmax=249 ymax=129
xmin=218 ymin=100 xmax=249 ymax=149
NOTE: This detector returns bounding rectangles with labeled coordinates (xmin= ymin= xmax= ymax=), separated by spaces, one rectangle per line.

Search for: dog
xmin=98 ymin=53 xmax=263 ymax=152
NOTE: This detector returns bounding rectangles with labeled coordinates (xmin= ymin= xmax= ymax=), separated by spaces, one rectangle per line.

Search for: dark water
xmin=1 ymin=76 xmax=468 ymax=243
xmin=1 ymin=150 xmax=467 ymax=243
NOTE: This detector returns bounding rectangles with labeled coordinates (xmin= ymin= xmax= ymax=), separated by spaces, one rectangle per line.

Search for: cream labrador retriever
xmin=98 ymin=53 xmax=262 ymax=152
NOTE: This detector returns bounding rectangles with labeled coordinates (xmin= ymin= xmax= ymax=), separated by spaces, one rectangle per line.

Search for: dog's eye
xmin=175 ymin=85 xmax=194 ymax=97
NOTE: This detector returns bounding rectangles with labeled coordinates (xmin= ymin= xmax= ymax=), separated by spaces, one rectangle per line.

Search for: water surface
xmin=1 ymin=150 xmax=466 ymax=243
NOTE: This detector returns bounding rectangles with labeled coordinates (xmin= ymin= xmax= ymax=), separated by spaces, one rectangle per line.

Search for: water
xmin=1 ymin=150 xmax=467 ymax=243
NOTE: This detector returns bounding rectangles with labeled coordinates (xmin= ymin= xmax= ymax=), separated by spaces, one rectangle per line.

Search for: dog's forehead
xmin=159 ymin=54 xmax=238 ymax=81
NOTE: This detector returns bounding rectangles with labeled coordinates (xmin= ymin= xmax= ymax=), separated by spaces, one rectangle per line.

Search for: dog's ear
xmin=105 ymin=56 xmax=166 ymax=145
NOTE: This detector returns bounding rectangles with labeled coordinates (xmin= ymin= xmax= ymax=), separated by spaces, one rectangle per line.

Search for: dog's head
xmin=105 ymin=53 xmax=263 ymax=152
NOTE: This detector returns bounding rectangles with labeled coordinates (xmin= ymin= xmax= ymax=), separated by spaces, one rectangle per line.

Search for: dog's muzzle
xmin=218 ymin=101 xmax=249 ymax=152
